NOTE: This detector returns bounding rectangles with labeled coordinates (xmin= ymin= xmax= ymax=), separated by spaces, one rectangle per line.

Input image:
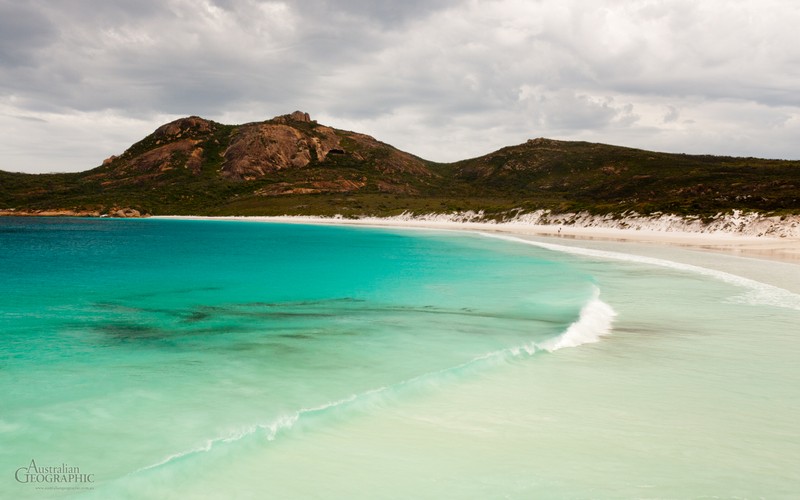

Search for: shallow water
xmin=1 ymin=218 xmax=798 ymax=498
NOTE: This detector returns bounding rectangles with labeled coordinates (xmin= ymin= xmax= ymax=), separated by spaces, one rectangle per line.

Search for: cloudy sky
xmin=1 ymin=0 xmax=799 ymax=173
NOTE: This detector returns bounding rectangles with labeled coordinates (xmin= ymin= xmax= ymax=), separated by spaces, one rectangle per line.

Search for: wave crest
xmin=536 ymin=293 xmax=616 ymax=352
xmin=135 ymin=292 xmax=614 ymax=474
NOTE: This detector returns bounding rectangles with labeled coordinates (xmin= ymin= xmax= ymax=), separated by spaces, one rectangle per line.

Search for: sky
xmin=1 ymin=0 xmax=799 ymax=173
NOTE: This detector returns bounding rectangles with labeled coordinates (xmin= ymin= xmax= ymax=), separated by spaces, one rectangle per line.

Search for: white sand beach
xmin=155 ymin=214 xmax=800 ymax=264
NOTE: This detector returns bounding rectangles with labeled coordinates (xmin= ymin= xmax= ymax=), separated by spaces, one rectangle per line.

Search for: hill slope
xmin=1 ymin=112 xmax=799 ymax=217
xmin=452 ymin=138 xmax=800 ymax=215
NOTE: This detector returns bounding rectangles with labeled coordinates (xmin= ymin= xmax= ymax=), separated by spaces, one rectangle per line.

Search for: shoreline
xmin=151 ymin=215 xmax=800 ymax=264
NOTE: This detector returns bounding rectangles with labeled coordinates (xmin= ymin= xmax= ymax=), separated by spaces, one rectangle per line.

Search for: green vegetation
xmin=450 ymin=139 xmax=800 ymax=216
xmin=1 ymin=117 xmax=798 ymax=218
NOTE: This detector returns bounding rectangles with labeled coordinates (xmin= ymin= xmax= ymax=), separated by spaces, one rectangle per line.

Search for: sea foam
xmin=536 ymin=293 xmax=617 ymax=352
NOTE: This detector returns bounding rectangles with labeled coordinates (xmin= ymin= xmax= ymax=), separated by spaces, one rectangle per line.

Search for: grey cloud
xmin=297 ymin=0 xmax=464 ymax=27
xmin=0 ymin=2 xmax=57 ymax=66
xmin=525 ymin=90 xmax=639 ymax=131
xmin=663 ymin=106 xmax=680 ymax=123
xmin=52 ymin=0 xmax=166 ymax=23
xmin=12 ymin=115 xmax=48 ymax=123
xmin=1 ymin=0 xmax=800 ymax=172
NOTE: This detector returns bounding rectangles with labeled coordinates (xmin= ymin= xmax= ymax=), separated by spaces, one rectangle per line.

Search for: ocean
xmin=1 ymin=217 xmax=798 ymax=499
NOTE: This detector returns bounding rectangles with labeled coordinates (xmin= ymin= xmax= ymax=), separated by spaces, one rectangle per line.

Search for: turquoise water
xmin=1 ymin=218 xmax=799 ymax=498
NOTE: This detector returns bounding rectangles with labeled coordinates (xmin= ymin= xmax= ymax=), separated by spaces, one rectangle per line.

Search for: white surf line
xmin=133 ymin=291 xmax=615 ymax=475
xmin=132 ymin=396 xmax=358 ymax=475
xmin=479 ymin=232 xmax=800 ymax=312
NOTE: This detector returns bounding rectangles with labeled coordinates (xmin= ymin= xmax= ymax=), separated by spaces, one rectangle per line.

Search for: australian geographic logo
xmin=15 ymin=459 xmax=94 ymax=485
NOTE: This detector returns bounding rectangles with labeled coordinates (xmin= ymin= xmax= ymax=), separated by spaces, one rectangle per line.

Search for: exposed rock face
xmin=153 ymin=116 xmax=213 ymax=140
xmin=111 ymin=207 xmax=141 ymax=218
xmin=128 ymin=139 xmax=203 ymax=173
xmin=272 ymin=111 xmax=313 ymax=124
xmin=185 ymin=147 xmax=204 ymax=172
xmin=104 ymin=116 xmax=215 ymax=175
xmin=289 ymin=111 xmax=311 ymax=122
xmin=222 ymin=122 xmax=341 ymax=180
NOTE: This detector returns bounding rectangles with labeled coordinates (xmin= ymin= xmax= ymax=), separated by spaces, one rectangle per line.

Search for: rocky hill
xmin=1 ymin=112 xmax=799 ymax=217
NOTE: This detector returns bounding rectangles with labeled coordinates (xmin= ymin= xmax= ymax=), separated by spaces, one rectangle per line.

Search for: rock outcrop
xmin=270 ymin=110 xmax=313 ymax=125
xmin=103 ymin=116 xmax=216 ymax=175
xmin=127 ymin=139 xmax=204 ymax=173
xmin=153 ymin=116 xmax=214 ymax=140
xmin=221 ymin=122 xmax=341 ymax=179
xmin=110 ymin=207 xmax=141 ymax=218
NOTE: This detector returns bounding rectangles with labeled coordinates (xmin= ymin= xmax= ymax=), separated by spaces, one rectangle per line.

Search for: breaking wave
xmin=135 ymin=290 xmax=616 ymax=475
